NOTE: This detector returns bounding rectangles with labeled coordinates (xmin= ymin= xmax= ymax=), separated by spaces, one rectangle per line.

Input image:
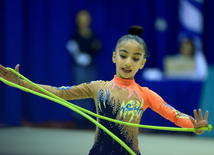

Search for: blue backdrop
xmin=0 ymin=0 xmax=214 ymax=126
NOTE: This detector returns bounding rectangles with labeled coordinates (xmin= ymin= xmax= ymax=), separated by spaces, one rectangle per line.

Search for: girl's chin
xmin=117 ymin=72 xmax=134 ymax=79
xmin=121 ymin=74 xmax=134 ymax=79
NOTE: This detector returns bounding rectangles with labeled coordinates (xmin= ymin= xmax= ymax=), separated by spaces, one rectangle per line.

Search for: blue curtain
xmin=0 ymin=0 xmax=213 ymax=126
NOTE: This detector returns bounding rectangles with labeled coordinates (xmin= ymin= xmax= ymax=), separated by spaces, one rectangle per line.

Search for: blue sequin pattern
xmin=55 ymin=86 xmax=73 ymax=90
xmin=89 ymin=89 xmax=141 ymax=155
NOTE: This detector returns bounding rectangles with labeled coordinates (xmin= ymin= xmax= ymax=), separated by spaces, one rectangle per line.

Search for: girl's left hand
xmin=189 ymin=109 xmax=209 ymax=135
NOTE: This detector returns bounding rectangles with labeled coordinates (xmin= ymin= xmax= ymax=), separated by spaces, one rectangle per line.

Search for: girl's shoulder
xmin=136 ymin=83 xmax=150 ymax=91
xmin=88 ymin=79 xmax=112 ymax=86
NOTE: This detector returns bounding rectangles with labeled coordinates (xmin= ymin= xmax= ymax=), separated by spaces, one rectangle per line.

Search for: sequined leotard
xmin=20 ymin=75 xmax=194 ymax=155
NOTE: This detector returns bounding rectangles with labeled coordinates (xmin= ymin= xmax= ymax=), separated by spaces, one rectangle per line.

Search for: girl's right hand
xmin=0 ymin=64 xmax=21 ymax=85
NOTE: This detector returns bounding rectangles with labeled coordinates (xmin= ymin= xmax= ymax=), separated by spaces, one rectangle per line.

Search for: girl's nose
xmin=125 ymin=58 xmax=131 ymax=67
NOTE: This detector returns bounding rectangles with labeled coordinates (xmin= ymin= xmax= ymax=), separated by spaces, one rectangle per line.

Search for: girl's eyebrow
xmin=119 ymin=49 xmax=142 ymax=56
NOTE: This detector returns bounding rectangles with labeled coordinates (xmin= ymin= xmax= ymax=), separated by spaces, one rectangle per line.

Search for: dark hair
xmin=115 ymin=25 xmax=148 ymax=58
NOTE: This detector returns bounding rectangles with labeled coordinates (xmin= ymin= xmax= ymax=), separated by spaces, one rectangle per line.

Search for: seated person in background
xmin=163 ymin=38 xmax=208 ymax=81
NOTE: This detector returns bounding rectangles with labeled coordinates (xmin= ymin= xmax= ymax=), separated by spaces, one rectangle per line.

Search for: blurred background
xmin=0 ymin=0 xmax=214 ymax=154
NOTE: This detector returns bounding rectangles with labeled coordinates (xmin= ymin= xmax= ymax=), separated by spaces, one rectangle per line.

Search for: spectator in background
xmin=66 ymin=10 xmax=102 ymax=129
xmin=142 ymin=37 xmax=208 ymax=81
xmin=163 ymin=37 xmax=208 ymax=81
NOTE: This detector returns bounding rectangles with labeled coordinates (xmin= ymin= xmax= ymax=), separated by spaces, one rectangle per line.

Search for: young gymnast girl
xmin=0 ymin=25 xmax=209 ymax=155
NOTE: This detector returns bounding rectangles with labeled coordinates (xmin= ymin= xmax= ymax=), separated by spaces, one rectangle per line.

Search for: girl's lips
xmin=122 ymin=67 xmax=132 ymax=73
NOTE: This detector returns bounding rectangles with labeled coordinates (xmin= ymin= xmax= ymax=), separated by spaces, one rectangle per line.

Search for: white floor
xmin=0 ymin=127 xmax=213 ymax=155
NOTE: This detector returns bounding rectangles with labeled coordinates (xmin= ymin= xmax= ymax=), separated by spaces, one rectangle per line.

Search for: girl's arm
xmin=0 ymin=64 xmax=61 ymax=97
xmin=144 ymin=88 xmax=208 ymax=134
xmin=0 ymin=64 xmax=96 ymax=100
xmin=143 ymin=88 xmax=194 ymax=128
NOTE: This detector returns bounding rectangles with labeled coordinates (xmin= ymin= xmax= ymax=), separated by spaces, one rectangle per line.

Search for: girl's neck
xmin=113 ymin=75 xmax=136 ymax=86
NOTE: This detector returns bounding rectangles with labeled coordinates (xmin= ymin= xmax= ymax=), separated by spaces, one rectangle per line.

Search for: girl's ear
xmin=140 ymin=59 xmax=147 ymax=69
xmin=112 ymin=52 xmax=116 ymax=63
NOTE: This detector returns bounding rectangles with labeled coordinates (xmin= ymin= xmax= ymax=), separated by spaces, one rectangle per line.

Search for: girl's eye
xmin=120 ymin=55 xmax=126 ymax=59
xmin=133 ymin=58 xmax=139 ymax=62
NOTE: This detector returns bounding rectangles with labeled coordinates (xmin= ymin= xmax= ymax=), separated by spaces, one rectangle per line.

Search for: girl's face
xmin=112 ymin=40 xmax=146 ymax=79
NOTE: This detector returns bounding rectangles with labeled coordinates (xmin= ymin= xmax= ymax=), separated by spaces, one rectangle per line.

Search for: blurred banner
xmin=178 ymin=0 xmax=204 ymax=50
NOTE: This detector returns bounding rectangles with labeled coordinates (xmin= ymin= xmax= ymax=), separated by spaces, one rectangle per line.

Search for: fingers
xmin=15 ymin=64 xmax=20 ymax=73
xmin=0 ymin=65 xmax=6 ymax=75
xmin=0 ymin=64 xmax=9 ymax=73
xmin=0 ymin=66 xmax=3 ymax=77
xmin=193 ymin=109 xmax=199 ymax=122
xmin=198 ymin=109 xmax=203 ymax=120
xmin=194 ymin=109 xmax=209 ymax=121
xmin=0 ymin=64 xmax=20 ymax=78
xmin=189 ymin=116 xmax=196 ymax=127
xmin=195 ymin=129 xmax=205 ymax=135
xmin=0 ymin=65 xmax=9 ymax=77
xmin=204 ymin=110 xmax=209 ymax=121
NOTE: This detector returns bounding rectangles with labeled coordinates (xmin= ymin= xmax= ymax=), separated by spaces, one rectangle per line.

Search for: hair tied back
xmin=128 ymin=25 xmax=144 ymax=38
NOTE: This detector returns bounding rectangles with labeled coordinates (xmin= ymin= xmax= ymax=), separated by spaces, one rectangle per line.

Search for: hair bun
xmin=128 ymin=25 xmax=144 ymax=37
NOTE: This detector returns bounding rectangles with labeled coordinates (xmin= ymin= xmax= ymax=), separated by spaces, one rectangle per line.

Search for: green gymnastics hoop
xmin=0 ymin=68 xmax=212 ymax=155
xmin=0 ymin=68 xmax=212 ymax=133
xmin=4 ymin=68 xmax=212 ymax=132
